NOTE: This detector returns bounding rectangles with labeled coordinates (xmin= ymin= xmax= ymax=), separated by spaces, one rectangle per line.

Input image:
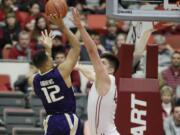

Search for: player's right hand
xmin=40 ymin=29 xmax=55 ymax=49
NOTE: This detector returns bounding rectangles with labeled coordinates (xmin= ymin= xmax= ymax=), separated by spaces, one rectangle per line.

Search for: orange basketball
xmin=45 ymin=0 xmax=68 ymax=18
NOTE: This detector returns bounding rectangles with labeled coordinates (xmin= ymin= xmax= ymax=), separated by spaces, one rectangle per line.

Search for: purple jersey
xmin=33 ymin=67 xmax=76 ymax=115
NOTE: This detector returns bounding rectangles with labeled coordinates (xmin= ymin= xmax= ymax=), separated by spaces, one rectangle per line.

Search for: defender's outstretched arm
xmin=49 ymin=14 xmax=80 ymax=79
xmin=72 ymin=8 xmax=110 ymax=96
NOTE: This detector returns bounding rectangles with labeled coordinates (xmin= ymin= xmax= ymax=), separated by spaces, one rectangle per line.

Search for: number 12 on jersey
xmin=41 ymin=85 xmax=64 ymax=103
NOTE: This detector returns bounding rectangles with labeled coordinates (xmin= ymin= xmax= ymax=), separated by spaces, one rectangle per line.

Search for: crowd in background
xmin=0 ymin=0 xmax=180 ymax=134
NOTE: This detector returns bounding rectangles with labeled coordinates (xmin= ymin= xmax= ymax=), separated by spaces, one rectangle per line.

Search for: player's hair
xmin=32 ymin=50 xmax=48 ymax=68
xmin=100 ymin=53 xmax=119 ymax=74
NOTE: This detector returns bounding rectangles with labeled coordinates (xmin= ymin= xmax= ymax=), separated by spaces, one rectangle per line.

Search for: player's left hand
xmin=40 ymin=29 xmax=55 ymax=49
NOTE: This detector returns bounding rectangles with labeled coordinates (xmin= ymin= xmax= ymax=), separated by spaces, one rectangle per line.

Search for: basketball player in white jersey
xmin=72 ymin=8 xmax=120 ymax=135
xmin=71 ymin=6 xmax=156 ymax=134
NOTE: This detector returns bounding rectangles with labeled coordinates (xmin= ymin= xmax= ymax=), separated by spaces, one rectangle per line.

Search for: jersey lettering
xmin=41 ymin=85 xmax=64 ymax=103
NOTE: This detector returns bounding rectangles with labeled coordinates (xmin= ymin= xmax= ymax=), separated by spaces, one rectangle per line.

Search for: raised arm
xmin=40 ymin=30 xmax=54 ymax=56
xmin=72 ymin=8 xmax=110 ymax=96
xmin=49 ymin=14 xmax=80 ymax=80
xmin=30 ymin=30 xmax=54 ymax=86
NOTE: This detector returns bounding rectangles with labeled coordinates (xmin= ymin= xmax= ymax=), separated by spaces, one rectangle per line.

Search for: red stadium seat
xmin=166 ymin=35 xmax=180 ymax=51
xmin=87 ymin=14 xmax=107 ymax=33
xmin=16 ymin=11 xmax=30 ymax=28
xmin=149 ymin=35 xmax=180 ymax=51
xmin=0 ymin=84 xmax=7 ymax=92
xmin=0 ymin=74 xmax=11 ymax=91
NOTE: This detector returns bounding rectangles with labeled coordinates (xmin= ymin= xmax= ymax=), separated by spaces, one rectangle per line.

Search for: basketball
xmin=45 ymin=0 xmax=68 ymax=18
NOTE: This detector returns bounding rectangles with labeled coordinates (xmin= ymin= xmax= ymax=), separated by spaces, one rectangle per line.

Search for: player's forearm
xmin=78 ymin=26 xmax=108 ymax=78
xmin=78 ymin=27 xmax=97 ymax=53
xmin=45 ymin=47 xmax=52 ymax=56
xmin=61 ymin=26 xmax=80 ymax=52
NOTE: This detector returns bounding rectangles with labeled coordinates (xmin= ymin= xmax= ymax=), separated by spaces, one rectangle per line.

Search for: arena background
xmin=0 ymin=0 xmax=179 ymax=135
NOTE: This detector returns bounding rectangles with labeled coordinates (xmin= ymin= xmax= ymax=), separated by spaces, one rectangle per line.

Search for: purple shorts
xmin=44 ymin=113 xmax=81 ymax=135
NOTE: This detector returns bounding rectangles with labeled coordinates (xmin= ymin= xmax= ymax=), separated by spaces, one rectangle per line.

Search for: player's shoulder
xmin=33 ymin=72 xmax=39 ymax=82
xmin=108 ymin=74 xmax=115 ymax=82
xmin=108 ymin=75 xmax=116 ymax=90
xmin=39 ymin=67 xmax=59 ymax=76
xmin=101 ymin=75 xmax=116 ymax=96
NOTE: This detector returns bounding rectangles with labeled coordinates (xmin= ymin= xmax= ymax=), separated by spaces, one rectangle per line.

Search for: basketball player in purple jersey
xmin=32 ymin=14 xmax=81 ymax=135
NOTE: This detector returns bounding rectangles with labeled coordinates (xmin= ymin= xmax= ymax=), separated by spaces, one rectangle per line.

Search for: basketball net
xmin=126 ymin=2 xmax=177 ymax=45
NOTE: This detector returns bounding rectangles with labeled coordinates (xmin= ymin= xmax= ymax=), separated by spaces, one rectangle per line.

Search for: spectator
xmin=14 ymin=62 xmax=38 ymax=94
xmin=24 ymin=18 xmax=35 ymax=34
xmin=17 ymin=0 xmax=45 ymax=12
xmin=0 ymin=0 xmax=18 ymax=17
xmin=154 ymin=34 xmax=174 ymax=68
xmin=54 ymin=46 xmax=67 ymax=65
xmin=83 ymin=0 xmax=106 ymax=14
xmin=80 ymin=44 xmax=90 ymax=61
xmin=0 ymin=12 xmax=20 ymax=49
xmin=101 ymin=19 xmax=118 ymax=52
xmin=91 ymin=31 xmax=106 ymax=55
xmin=8 ymin=30 xmax=35 ymax=61
xmin=28 ymin=1 xmax=42 ymax=19
xmin=160 ymin=86 xmax=174 ymax=121
xmin=14 ymin=62 xmax=38 ymax=108
xmin=163 ymin=98 xmax=180 ymax=135
xmin=19 ymin=1 xmax=43 ymax=29
xmin=112 ymin=33 xmax=126 ymax=55
xmin=161 ymin=51 xmax=180 ymax=94
xmin=54 ymin=48 xmax=82 ymax=93
xmin=32 ymin=15 xmax=48 ymax=42
xmin=16 ymin=0 xmax=30 ymax=12
xmin=67 ymin=0 xmax=77 ymax=7
xmin=51 ymin=30 xmax=66 ymax=58
xmin=0 ymin=119 xmax=5 ymax=127
xmin=79 ymin=30 xmax=106 ymax=61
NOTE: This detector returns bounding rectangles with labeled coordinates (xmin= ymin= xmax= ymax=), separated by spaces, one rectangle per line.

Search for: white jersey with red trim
xmin=87 ymin=75 xmax=120 ymax=135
